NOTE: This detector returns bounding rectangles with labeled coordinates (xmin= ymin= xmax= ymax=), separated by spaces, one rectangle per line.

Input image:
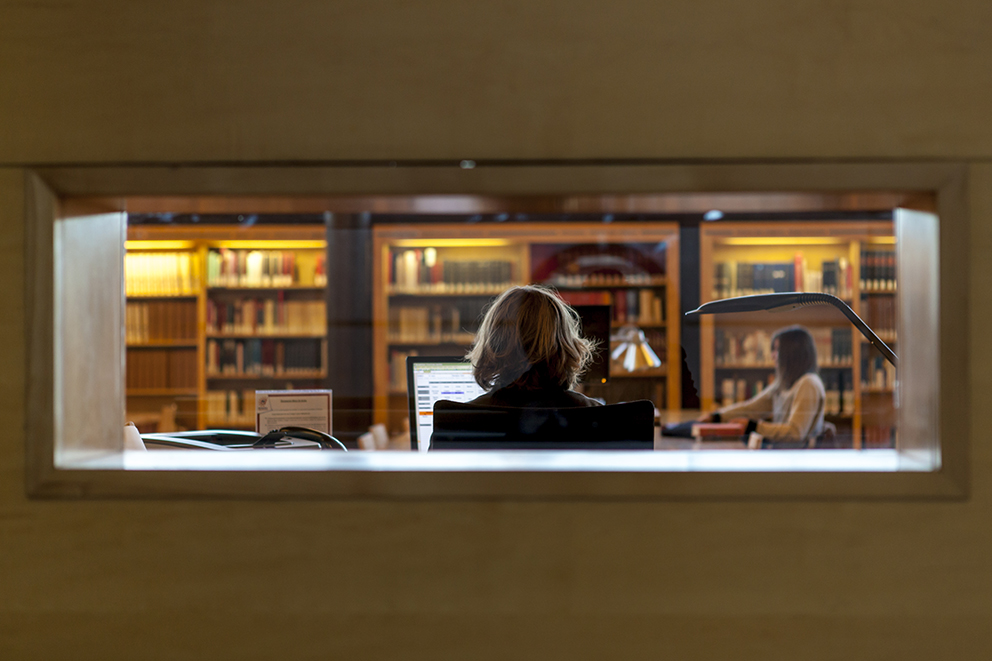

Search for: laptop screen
xmin=406 ymin=357 xmax=487 ymax=451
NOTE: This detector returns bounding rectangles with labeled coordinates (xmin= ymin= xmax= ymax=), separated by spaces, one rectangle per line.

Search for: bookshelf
xmin=372 ymin=223 xmax=680 ymax=432
xmin=699 ymin=221 xmax=896 ymax=449
xmin=530 ymin=240 xmax=679 ymax=411
xmin=123 ymin=246 xmax=202 ymax=432
xmin=124 ymin=226 xmax=328 ymax=432
xmin=857 ymin=244 xmax=898 ymax=449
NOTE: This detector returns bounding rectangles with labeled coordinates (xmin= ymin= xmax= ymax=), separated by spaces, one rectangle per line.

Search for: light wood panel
xmin=72 ymin=191 xmax=935 ymax=215
xmin=896 ymin=209 xmax=941 ymax=466
xmin=53 ymin=211 xmax=127 ymax=464
xmin=23 ymin=173 xmax=60 ymax=491
xmin=3 ymin=2 xmax=992 ymax=163
xmin=38 ymin=163 xmax=957 ymax=198
xmin=0 ymin=170 xmax=26 ymax=497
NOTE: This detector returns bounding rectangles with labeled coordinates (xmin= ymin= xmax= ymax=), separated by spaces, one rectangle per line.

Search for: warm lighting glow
xmin=212 ymin=240 xmax=326 ymax=249
xmin=392 ymin=238 xmax=513 ymax=247
xmin=719 ymin=237 xmax=847 ymax=246
xmin=125 ymin=240 xmax=196 ymax=250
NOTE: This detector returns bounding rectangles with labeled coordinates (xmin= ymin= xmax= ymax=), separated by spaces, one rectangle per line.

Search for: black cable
xmin=253 ymin=426 xmax=348 ymax=451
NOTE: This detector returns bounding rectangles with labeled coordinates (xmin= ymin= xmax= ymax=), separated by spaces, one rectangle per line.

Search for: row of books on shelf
xmin=206 ymin=338 xmax=323 ymax=377
xmin=862 ymin=354 xmax=897 ymax=391
xmin=389 ymin=249 xmax=517 ymax=293
xmin=823 ymin=372 xmax=856 ymax=416
xmin=862 ymin=426 xmax=896 ymax=448
xmin=711 ymin=255 xmax=854 ymax=300
xmin=718 ymin=372 xmax=855 ymax=416
xmin=126 ymin=300 xmax=196 ymax=344
xmin=529 ymin=243 xmax=667 ymax=284
xmin=388 ymin=290 xmax=666 ymax=343
xmin=203 ymin=389 xmax=256 ymax=428
xmin=719 ymin=377 xmax=767 ymax=408
xmin=388 ymin=299 xmax=489 ymax=344
xmin=125 ymin=252 xmax=197 ymax=297
xmin=206 ymin=248 xmax=326 ymax=288
xmin=860 ymin=296 xmax=897 ymax=342
xmin=860 ymin=249 xmax=896 ymax=290
xmin=206 ymin=297 xmax=326 ymax=336
xmin=714 ymin=328 xmax=853 ymax=367
xmin=126 ymin=349 xmax=198 ymax=390
xmin=389 ymin=350 xmax=417 ymax=392
xmin=560 ymin=289 xmax=665 ymax=326
xmin=544 ymin=273 xmax=665 ymax=288
xmin=390 ymin=307 xmax=456 ymax=344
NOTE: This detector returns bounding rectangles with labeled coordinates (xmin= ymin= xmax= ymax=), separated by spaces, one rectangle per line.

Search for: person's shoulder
xmin=477 ymin=386 xmax=601 ymax=408
xmin=465 ymin=392 xmax=495 ymax=406
xmin=564 ymin=390 xmax=603 ymax=407
xmin=796 ymin=372 xmax=825 ymax=393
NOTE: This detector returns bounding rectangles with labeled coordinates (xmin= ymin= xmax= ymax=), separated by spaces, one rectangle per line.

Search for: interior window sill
xmin=62 ymin=448 xmax=917 ymax=473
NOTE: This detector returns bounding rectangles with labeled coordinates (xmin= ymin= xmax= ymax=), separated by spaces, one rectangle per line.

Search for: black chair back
xmin=430 ymin=399 xmax=655 ymax=450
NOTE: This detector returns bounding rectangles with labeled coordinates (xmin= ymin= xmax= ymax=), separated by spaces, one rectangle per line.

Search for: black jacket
xmin=467 ymin=384 xmax=602 ymax=409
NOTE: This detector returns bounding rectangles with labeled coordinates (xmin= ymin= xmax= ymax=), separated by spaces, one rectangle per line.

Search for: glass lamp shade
xmin=610 ymin=326 xmax=662 ymax=373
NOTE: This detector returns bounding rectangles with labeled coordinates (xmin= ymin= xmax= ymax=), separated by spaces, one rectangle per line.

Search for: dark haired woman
xmin=465 ymin=285 xmax=601 ymax=408
xmin=706 ymin=325 xmax=825 ymax=446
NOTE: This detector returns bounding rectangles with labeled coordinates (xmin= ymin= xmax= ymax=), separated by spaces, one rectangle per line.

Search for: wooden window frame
xmin=23 ymin=162 xmax=969 ymax=499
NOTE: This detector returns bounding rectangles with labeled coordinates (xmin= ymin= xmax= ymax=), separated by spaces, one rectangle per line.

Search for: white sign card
xmin=255 ymin=390 xmax=332 ymax=436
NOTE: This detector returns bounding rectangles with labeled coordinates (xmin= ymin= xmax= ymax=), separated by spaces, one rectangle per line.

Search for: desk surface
xmin=655 ymin=410 xmax=747 ymax=451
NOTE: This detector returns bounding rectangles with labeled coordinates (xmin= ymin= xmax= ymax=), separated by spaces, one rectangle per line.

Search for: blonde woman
xmin=465 ymin=285 xmax=601 ymax=408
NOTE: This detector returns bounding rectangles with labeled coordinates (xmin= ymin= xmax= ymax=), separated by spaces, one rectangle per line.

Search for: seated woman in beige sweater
xmin=707 ymin=325 xmax=826 ymax=447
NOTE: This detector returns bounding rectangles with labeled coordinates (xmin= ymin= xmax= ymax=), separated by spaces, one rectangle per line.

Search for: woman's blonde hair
xmin=467 ymin=285 xmax=596 ymax=391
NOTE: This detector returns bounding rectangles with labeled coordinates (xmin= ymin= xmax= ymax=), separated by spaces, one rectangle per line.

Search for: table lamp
xmin=684 ymin=292 xmax=898 ymax=367
xmin=610 ymin=325 xmax=663 ymax=372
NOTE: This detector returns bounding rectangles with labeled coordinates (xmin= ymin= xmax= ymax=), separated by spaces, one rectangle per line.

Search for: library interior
xmin=116 ymin=190 xmax=928 ymax=455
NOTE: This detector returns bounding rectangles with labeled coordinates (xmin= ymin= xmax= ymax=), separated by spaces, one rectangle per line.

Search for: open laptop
xmin=406 ymin=356 xmax=487 ymax=451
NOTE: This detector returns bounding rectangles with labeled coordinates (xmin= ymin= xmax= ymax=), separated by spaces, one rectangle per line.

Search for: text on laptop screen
xmin=409 ymin=360 xmax=487 ymax=451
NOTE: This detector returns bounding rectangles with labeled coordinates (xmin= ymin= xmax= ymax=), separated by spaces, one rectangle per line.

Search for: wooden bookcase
xmin=124 ymin=245 xmax=201 ymax=432
xmin=124 ymin=225 xmax=328 ymax=431
xmin=699 ymin=221 xmax=897 ymax=449
xmin=372 ymin=223 xmax=681 ymax=432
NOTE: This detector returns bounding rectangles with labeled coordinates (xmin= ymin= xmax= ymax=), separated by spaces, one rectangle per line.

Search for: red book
xmin=691 ymin=420 xmax=748 ymax=438
xmin=614 ymin=289 xmax=626 ymax=323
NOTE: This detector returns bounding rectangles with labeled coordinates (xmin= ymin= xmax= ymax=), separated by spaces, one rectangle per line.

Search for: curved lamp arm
xmin=685 ymin=292 xmax=898 ymax=368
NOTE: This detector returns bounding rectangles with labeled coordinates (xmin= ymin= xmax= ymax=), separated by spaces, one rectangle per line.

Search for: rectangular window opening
xmin=98 ymin=193 xmax=938 ymax=471
xmin=29 ymin=167 xmax=964 ymax=499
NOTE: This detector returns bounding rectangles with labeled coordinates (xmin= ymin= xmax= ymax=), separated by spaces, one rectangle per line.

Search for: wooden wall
xmin=2 ymin=2 xmax=992 ymax=659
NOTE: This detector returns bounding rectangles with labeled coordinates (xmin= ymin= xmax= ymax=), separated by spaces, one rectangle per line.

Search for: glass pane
xmin=117 ymin=194 xmax=935 ymax=468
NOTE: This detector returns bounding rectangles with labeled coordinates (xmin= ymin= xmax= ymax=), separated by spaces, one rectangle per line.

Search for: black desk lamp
xmin=685 ymin=292 xmax=898 ymax=368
